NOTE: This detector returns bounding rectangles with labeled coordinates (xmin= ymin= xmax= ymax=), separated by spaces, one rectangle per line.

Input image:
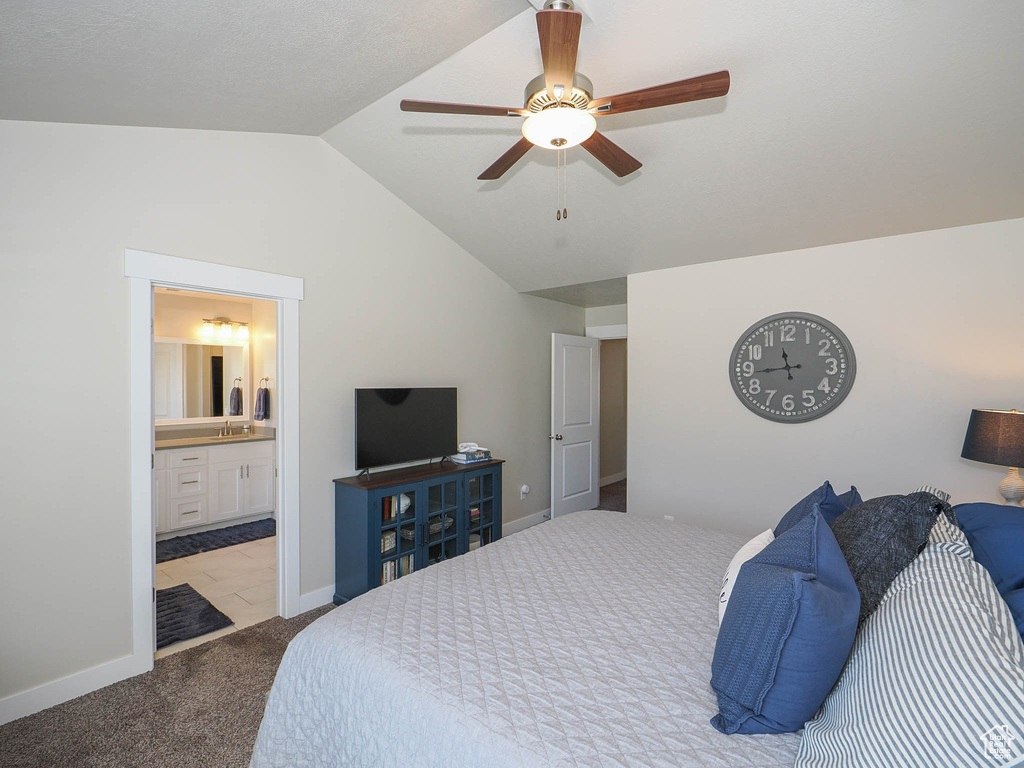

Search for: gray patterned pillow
xmin=829 ymin=492 xmax=953 ymax=624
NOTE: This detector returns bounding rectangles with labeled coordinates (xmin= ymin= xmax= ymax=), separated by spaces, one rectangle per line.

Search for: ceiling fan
xmin=400 ymin=0 xmax=730 ymax=183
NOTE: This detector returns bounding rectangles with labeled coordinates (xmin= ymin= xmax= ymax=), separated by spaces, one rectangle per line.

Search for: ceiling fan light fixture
xmin=522 ymin=107 xmax=596 ymax=150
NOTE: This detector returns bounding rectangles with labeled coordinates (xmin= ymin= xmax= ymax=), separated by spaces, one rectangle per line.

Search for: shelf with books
xmin=333 ymin=460 xmax=503 ymax=604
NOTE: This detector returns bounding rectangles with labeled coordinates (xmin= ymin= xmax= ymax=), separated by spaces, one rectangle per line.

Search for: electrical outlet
xmin=663 ymin=515 xmax=675 ymax=522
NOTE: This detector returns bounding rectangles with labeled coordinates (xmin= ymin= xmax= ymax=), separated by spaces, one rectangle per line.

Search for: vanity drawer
xmin=170 ymin=466 xmax=207 ymax=498
xmin=169 ymin=497 xmax=207 ymax=531
xmin=170 ymin=449 xmax=209 ymax=468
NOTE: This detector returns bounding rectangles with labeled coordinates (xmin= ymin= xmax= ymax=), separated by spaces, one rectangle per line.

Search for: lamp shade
xmin=961 ymin=409 xmax=1024 ymax=468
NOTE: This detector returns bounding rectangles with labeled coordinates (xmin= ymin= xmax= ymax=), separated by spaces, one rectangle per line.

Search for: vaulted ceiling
xmin=0 ymin=0 xmax=526 ymax=134
xmin=3 ymin=0 xmax=1023 ymax=297
xmin=324 ymin=0 xmax=1024 ymax=293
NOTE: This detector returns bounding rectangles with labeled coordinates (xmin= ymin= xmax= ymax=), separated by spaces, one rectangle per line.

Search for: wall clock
xmin=729 ymin=312 xmax=856 ymax=423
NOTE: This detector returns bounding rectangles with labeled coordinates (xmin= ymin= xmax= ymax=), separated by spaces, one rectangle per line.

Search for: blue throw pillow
xmin=955 ymin=502 xmax=1024 ymax=596
xmin=1004 ymin=589 xmax=1024 ymax=639
xmin=774 ymin=482 xmax=850 ymax=537
xmin=711 ymin=509 xmax=860 ymax=734
xmin=836 ymin=486 xmax=862 ymax=509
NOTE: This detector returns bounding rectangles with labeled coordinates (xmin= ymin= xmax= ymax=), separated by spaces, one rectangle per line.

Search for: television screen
xmin=355 ymin=388 xmax=457 ymax=470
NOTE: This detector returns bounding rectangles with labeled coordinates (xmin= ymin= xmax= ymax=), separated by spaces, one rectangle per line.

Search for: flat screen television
xmin=355 ymin=388 xmax=457 ymax=470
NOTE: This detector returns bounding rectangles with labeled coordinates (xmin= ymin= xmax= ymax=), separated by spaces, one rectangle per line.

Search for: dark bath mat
xmin=156 ymin=583 xmax=233 ymax=649
xmin=156 ymin=518 xmax=275 ymax=563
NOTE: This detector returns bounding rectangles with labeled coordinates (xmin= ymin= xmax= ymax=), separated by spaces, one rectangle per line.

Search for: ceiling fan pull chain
xmin=555 ymin=147 xmax=562 ymax=220
xmin=563 ymin=148 xmax=568 ymax=219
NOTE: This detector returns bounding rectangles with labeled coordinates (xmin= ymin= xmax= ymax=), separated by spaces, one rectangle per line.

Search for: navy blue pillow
xmin=774 ymin=482 xmax=850 ymax=537
xmin=837 ymin=485 xmax=862 ymax=509
xmin=711 ymin=509 xmax=860 ymax=734
xmin=955 ymin=503 xmax=1024 ymax=597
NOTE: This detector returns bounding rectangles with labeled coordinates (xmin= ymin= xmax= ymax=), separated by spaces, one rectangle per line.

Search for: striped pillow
xmin=796 ymin=512 xmax=1024 ymax=767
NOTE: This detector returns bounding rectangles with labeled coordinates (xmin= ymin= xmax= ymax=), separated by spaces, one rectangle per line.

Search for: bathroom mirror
xmin=154 ymin=338 xmax=249 ymax=423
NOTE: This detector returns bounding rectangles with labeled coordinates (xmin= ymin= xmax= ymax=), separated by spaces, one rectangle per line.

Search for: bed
xmin=250 ymin=511 xmax=800 ymax=767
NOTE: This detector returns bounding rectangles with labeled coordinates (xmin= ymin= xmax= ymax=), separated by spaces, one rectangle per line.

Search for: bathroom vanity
xmin=154 ymin=434 xmax=275 ymax=538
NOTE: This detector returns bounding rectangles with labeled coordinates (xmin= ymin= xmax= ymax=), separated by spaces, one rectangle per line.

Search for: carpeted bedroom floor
xmin=2 ymin=494 xmax=629 ymax=768
xmin=0 ymin=605 xmax=333 ymax=768
xmin=600 ymin=478 xmax=627 ymax=513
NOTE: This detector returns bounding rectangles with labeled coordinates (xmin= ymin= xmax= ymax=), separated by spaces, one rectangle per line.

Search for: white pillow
xmin=719 ymin=529 xmax=775 ymax=625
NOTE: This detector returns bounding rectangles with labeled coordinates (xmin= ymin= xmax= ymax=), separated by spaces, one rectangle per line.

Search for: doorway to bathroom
xmin=126 ymin=249 xmax=303 ymax=675
xmin=152 ymin=287 xmax=281 ymax=657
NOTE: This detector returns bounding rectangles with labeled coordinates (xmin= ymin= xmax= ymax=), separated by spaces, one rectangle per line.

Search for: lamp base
xmin=998 ymin=467 xmax=1024 ymax=506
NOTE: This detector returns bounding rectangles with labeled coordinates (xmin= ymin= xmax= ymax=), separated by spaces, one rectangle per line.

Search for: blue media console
xmin=333 ymin=459 xmax=503 ymax=604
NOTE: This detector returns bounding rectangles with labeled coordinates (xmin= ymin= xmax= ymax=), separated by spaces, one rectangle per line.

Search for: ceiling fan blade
xmin=580 ymin=132 xmax=643 ymax=177
xmin=401 ymin=100 xmax=528 ymax=117
xmin=588 ymin=71 xmax=730 ymax=116
xmin=478 ymin=138 xmax=534 ymax=180
xmin=536 ymin=9 xmax=582 ymax=99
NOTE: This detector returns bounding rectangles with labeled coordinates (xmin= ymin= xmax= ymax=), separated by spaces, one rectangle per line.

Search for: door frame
xmin=126 ymin=249 xmax=303 ymax=669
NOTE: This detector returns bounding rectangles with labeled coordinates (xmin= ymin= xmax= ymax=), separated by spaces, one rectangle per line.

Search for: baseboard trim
xmin=0 ymin=651 xmax=150 ymax=726
xmin=298 ymin=585 xmax=336 ymax=613
xmin=503 ymin=509 xmax=550 ymax=537
xmin=600 ymin=471 xmax=627 ymax=487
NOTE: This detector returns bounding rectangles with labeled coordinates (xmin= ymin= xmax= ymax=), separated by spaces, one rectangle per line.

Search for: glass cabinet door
xmin=424 ymin=478 xmax=460 ymax=565
xmin=377 ymin=485 xmax=419 ymax=585
xmin=465 ymin=469 xmax=499 ymax=553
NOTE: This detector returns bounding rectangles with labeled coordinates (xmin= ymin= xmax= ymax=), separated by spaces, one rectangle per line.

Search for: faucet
xmin=222 ymin=419 xmax=232 ymax=437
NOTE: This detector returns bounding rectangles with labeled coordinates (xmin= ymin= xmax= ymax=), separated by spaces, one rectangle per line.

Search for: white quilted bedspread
xmin=250 ymin=510 xmax=799 ymax=767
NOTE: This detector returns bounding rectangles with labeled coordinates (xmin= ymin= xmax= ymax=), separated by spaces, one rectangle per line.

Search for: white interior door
xmin=551 ymin=333 xmax=600 ymax=517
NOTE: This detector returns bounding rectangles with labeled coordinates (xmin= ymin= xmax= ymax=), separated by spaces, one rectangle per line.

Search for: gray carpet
xmin=600 ymin=479 xmax=627 ymax=513
xmin=0 ymin=604 xmax=334 ymax=768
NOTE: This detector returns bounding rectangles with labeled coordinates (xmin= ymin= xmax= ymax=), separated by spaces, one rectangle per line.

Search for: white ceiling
xmin=0 ymin=0 xmax=526 ymax=134
xmin=526 ymin=277 xmax=626 ymax=308
xmin=324 ymin=0 xmax=1024 ymax=293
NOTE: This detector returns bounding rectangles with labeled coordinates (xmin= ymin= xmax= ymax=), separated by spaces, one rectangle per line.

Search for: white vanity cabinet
xmin=155 ymin=440 xmax=275 ymax=537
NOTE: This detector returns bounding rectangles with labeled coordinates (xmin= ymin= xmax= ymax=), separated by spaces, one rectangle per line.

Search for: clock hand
xmin=786 ymin=363 xmax=802 ymax=380
xmin=755 ymin=366 xmax=786 ymax=373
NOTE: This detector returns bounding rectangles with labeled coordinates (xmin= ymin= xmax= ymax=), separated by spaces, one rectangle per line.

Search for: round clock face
xmin=729 ymin=312 xmax=856 ymax=423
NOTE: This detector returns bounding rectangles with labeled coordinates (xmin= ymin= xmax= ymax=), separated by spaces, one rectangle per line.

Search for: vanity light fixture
xmin=202 ymin=317 xmax=250 ymax=341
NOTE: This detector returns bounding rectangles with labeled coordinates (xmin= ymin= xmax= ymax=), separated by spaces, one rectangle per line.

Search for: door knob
xmin=549 ymin=434 xmax=563 ymax=441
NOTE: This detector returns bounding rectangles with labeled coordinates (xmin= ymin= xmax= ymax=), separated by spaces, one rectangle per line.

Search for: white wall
xmin=585 ymin=304 xmax=627 ymax=329
xmin=250 ymin=300 xmax=278 ymax=429
xmin=628 ymin=217 xmax=1024 ymax=536
xmin=0 ymin=119 xmax=582 ymax=703
xmin=154 ymin=293 xmax=254 ymax=340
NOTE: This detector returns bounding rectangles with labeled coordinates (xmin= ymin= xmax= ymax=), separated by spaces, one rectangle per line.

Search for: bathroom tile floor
xmin=154 ymin=535 xmax=277 ymax=659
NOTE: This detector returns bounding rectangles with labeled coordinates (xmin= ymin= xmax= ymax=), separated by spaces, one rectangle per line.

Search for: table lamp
xmin=961 ymin=409 xmax=1024 ymax=505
